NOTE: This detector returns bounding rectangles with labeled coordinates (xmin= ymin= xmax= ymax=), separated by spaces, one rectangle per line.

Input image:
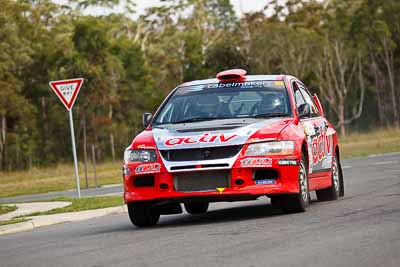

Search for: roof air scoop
xmin=216 ymin=69 xmax=247 ymax=82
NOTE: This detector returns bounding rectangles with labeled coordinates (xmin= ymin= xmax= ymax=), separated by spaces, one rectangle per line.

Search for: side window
xmin=293 ymin=82 xmax=306 ymax=109
xmin=297 ymin=83 xmax=319 ymax=116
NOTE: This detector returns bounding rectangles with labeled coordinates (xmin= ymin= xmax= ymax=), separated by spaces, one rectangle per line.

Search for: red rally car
xmin=123 ymin=69 xmax=344 ymax=227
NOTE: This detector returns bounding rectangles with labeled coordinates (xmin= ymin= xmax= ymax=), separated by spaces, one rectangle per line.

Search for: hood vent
xmin=175 ymin=125 xmax=241 ymax=133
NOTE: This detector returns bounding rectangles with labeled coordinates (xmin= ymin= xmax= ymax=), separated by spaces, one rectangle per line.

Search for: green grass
xmin=0 ymin=161 xmax=122 ymax=198
xmin=0 ymin=218 xmax=30 ymax=226
xmin=21 ymin=196 xmax=124 ymax=217
xmin=0 ymin=205 xmax=17 ymax=216
xmin=340 ymin=127 xmax=400 ymax=159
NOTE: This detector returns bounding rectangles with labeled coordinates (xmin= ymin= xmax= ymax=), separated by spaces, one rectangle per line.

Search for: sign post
xmin=49 ymin=78 xmax=84 ymax=198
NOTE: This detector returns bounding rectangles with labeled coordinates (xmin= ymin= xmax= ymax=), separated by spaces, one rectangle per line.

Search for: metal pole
xmin=68 ymin=108 xmax=81 ymax=198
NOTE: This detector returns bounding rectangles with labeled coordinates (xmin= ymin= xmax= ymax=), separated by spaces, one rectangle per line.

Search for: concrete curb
xmin=0 ymin=205 xmax=127 ymax=236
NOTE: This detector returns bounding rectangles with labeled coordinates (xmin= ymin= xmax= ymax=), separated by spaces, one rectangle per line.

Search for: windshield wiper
xmin=250 ymin=113 xmax=291 ymax=118
xmin=172 ymin=117 xmax=229 ymax=124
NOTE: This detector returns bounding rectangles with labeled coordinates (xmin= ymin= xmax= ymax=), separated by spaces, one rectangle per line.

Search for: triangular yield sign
xmin=49 ymin=78 xmax=84 ymax=110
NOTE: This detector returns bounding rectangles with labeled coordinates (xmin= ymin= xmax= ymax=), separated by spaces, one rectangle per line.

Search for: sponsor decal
xmin=278 ymin=159 xmax=298 ymax=166
xmin=303 ymin=122 xmax=315 ymax=136
xmin=165 ymin=133 xmax=237 ymax=146
xmin=136 ymin=144 xmax=156 ymax=149
xmin=255 ymin=179 xmax=276 ymax=185
xmin=240 ymin=157 xmax=272 ymax=167
xmin=206 ymin=81 xmax=284 ymax=90
xmin=135 ymin=163 xmax=161 ymax=174
xmin=311 ymin=126 xmax=331 ymax=165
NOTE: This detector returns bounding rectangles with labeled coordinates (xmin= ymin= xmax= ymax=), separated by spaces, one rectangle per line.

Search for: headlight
xmin=245 ymin=141 xmax=295 ymax=156
xmin=124 ymin=149 xmax=157 ymax=163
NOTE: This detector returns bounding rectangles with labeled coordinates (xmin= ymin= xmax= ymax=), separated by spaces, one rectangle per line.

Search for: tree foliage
xmin=0 ymin=0 xmax=399 ymax=170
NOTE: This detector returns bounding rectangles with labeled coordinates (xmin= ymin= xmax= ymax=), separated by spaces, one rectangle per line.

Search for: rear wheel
xmin=127 ymin=202 xmax=160 ymax=227
xmin=281 ymin=155 xmax=310 ymax=213
xmin=184 ymin=202 xmax=209 ymax=214
xmin=316 ymin=154 xmax=341 ymax=201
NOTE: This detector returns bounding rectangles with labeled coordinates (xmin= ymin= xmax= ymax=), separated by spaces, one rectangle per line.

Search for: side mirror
xmin=312 ymin=94 xmax=324 ymax=116
xmin=142 ymin=113 xmax=153 ymax=128
xmin=298 ymin=103 xmax=311 ymax=119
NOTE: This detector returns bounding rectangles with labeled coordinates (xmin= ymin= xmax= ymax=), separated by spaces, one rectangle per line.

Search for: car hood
xmin=152 ymin=118 xmax=293 ymax=150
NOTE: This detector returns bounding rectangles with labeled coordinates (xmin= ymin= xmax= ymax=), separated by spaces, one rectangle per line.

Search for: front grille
xmin=174 ymin=170 xmax=230 ymax=192
xmin=170 ymin=163 xmax=229 ymax=171
xmin=160 ymin=145 xmax=242 ymax=162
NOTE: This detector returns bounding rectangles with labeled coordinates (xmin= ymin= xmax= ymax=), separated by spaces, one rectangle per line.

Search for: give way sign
xmin=49 ymin=78 xmax=84 ymax=110
xmin=49 ymin=77 xmax=84 ymax=198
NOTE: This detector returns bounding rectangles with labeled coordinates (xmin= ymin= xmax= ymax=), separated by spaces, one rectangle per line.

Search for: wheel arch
xmin=301 ymin=140 xmax=309 ymax=170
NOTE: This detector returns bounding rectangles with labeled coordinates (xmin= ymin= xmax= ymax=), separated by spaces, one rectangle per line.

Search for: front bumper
xmin=123 ymin=156 xmax=301 ymax=203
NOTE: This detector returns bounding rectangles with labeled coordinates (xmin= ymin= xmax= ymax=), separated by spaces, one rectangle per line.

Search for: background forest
xmin=1 ymin=0 xmax=400 ymax=171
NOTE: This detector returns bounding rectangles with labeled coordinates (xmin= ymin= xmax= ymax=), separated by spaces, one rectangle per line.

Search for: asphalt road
xmin=1 ymin=153 xmax=399 ymax=267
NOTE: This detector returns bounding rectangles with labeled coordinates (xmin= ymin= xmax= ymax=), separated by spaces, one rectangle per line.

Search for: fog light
xmin=234 ymin=178 xmax=245 ymax=185
xmin=160 ymin=183 xmax=169 ymax=189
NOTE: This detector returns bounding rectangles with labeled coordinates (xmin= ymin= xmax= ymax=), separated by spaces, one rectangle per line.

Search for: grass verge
xmin=0 ymin=218 xmax=30 ymax=226
xmin=0 ymin=161 xmax=121 ymax=198
xmin=0 ymin=205 xmax=17 ymax=216
xmin=340 ymin=127 xmax=400 ymax=159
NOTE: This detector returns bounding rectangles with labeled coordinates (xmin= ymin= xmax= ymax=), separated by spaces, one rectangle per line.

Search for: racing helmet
xmin=259 ymin=94 xmax=284 ymax=114
xmin=192 ymin=94 xmax=220 ymax=117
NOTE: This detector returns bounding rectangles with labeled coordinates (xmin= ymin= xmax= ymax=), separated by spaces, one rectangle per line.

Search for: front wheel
xmin=281 ymin=155 xmax=310 ymax=213
xmin=127 ymin=202 xmax=160 ymax=227
xmin=316 ymin=154 xmax=343 ymax=201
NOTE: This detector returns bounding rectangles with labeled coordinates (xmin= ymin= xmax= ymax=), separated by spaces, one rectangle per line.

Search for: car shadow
xmin=156 ymin=203 xmax=284 ymax=229
xmin=89 ymin=198 xmax=324 ymax=235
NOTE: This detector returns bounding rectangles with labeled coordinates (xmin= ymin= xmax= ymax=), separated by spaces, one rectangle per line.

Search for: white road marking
xmin=368 ymin=152 xmax=400 ymax=158
xmin=342 ymin=165 xmax=352 ymax=169
xmin=373 ymin=160 xmax=398 ymax=166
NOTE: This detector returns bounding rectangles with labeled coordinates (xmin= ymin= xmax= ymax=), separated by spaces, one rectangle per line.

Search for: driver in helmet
xmin=258 ymin=94 xmax=284 ymax=114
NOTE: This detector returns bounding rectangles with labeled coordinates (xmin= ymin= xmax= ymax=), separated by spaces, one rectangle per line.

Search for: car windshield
xmin=153 ymin=80 xmax=292 ymax=125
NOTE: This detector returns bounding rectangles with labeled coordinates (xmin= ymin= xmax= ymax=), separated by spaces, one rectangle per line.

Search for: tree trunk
xmin=40 ymin=97 xmax=47 ymax=161
xmin=0 ymin=114 xmax=6 ymax=171
xmin=338 ymin=103 xmax=346 ymax=136
xmin=382 ymin=37 xmax=399 ymax=127
xmin=372 ymin=59 xmax=385 ymax=127
xmin=109 ymin=104 xmax=115 ymax=163
xmin=15 ymin=128 xmax=20 ymax=170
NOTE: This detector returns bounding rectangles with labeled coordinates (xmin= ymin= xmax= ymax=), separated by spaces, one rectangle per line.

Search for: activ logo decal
xmin=165 ymin=133 xmax=238 ymax=146
xmin=311 ymin=126 xmax=332 ymax=165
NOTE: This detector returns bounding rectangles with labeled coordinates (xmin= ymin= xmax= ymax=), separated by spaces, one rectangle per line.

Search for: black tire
xmin=281 ymin=154 xmax=310 ymax=213
xmin=184 ymin=202 xmax=209 ymax=214
xmin=316 ymin=154 xmax=342 ymax=201
xmin=127 ymin=202 xmax=160 ymax=227
xmin=270 ymin=196 xmax=282 ymax=208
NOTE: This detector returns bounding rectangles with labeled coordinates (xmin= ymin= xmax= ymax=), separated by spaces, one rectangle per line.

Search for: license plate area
xmin=174 ymin=170 xmax=230 ymax=192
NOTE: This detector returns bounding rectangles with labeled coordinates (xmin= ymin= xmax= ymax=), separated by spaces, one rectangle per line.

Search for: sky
xmin=135 ymin=0 xmax=268 ymax=16
xmin=56 ymin=0 xmax=269 ymax=17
